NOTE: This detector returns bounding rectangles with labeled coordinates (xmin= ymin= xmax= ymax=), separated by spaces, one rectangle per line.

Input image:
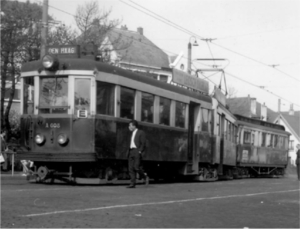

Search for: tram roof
xmin=235 ymin=114 xmax=289 ymax=134
xmin=21 ymin=58 xmax=212 ymax=103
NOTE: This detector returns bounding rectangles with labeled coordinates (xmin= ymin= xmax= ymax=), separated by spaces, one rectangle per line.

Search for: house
xmin=274 ymin=105 xmax=300 ymax=165
xmin=226 ymin=95 xmax=278 ymax=122
xmin=99 ymin=26 xmax=172 ymax=83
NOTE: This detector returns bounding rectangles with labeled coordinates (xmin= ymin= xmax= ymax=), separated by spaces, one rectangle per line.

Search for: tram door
xmin=187 ymin=102 xmax=199 ymax=173
xmin=71 ymin=78 xmax=95 ymax=152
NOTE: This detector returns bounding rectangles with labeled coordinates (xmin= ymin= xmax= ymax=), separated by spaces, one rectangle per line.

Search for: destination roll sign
xmin=47 ymin=45 xmax=80 ymax=58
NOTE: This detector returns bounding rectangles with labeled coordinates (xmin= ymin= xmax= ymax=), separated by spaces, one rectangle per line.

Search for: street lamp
xmin=187 ymin=36 xmax=199 ymax=74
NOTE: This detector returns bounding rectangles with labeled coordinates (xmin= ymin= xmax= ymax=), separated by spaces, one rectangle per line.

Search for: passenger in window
xmin=142 ymin=110 xmax=153 ymax=123
xmin=159 ymin=105 xmax=169 ymax=125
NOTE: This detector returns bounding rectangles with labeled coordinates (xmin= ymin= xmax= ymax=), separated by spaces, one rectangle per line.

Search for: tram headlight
xmin=35 ymin=134 xmax=45 ymax=145
xmin=57 ymin=134 xmax=68 ymax=145
xmin=42 ymin=54 xmax=59 ymax=71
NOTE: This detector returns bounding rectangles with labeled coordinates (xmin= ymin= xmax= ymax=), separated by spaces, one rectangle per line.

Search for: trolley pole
xmin=40 ymin=0 xmax=48 ymax=58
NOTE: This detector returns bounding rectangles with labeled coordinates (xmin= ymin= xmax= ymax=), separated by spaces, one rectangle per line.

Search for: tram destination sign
xmin=172 ymin=69 xmax=209 ymax=94
xmin=47 ymin=45 xmax=80 ymax=57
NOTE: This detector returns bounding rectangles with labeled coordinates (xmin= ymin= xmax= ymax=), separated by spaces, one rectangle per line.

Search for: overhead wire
xmin=121 ymin=0 xmax=300 ymax=83
xmin=43 ymin=1 xmax=300 ymax=108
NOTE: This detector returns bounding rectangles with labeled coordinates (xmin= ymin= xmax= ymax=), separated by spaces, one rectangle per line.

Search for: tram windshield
xmin=39 ymin=76 xmax=68 ymax=114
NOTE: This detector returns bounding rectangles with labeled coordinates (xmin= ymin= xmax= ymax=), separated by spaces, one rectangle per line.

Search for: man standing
xmin=296 ymin=144 xmax=300 ymax=181
xmin=127 ymin=120 xmax=149 ymax=188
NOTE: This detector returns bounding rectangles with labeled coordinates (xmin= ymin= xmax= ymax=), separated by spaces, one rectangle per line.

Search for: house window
xmin=159 ymin=75 xmax=168 ymax=83
xmin=244 ymin=130 xmax=251 ymax=144
xmin=289 ymin=140 xmax=294 ymax=150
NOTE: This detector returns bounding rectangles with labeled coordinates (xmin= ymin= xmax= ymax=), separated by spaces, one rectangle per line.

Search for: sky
xmin=24 ymin=0 xmax=300 ymax=112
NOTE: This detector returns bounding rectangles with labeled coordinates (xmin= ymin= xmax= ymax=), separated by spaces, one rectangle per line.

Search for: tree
xmin=0 ymin=0 xmax=44 ymax=140
xmin=75 ymin=0 xmax=120 ymax=46
xmin=0 ymin=0 xmax=73 ymax=140
xmin=48 ymin=24 xmax=78 ymax=46
xmin=74 ymin=0 xmax=132 ymax=62
xmin=227 ymin=86 xmax=238 ymax=98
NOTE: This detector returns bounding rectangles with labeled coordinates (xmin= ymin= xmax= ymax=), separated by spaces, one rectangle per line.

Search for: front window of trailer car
xmin=39 ymin=76 xmax=69 ymax=114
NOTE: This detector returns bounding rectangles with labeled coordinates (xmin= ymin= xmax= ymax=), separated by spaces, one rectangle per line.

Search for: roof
xmin=275 ymin=112 xmax=300 ymax=139
xmin=226 ymin=97 xmax=251 ymax=117
xmin=21 ymin=58 xmax=212 ymax=103
xmin=226 ymin=97 xmax=278 ymax=122
xmin=107 ymin=28 xmax=170 ymax=69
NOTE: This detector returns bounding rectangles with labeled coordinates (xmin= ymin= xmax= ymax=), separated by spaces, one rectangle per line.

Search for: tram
xmin=235 ymin=114 xmax=289 ymax=177
xmin=17 ymin=44 xmax=289 ymax=184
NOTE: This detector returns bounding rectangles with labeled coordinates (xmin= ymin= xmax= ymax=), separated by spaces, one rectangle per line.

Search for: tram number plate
xmin=46 ymin=123 xmax=60 ymax=128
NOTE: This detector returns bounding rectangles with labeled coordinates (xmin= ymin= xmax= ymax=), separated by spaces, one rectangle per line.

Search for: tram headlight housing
xmin=57 ymin=134 xmax=68 ymax=145
xmin=35 ymin=134 xmax=45 ymax=145
xmin=42 ymin=54 xmax=59 ymax=71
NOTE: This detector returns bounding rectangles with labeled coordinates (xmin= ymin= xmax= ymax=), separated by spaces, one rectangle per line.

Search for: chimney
xmin=121 ymin=25 xmax=128 ymax=30
xmin=289 ymin=104 xmax=294 ymax=115
xmin=261 ymin=103 xmax=267 ymax=121
xmin=137 ymin=27 xmax=143 ymax=35
xmin=250 ymin=98 xmax=256 ymax=116
xmin=278 ymin=99 xmax=281 ymax=112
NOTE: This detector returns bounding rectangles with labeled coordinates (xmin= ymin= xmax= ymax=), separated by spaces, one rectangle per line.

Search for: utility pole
xmin=187 ymin=42 xmax=191 ymax=74
xmin=187 ymin=36 xmax=198 ymax=75
xmin=40 ymin=0 xmax=48 ymax=58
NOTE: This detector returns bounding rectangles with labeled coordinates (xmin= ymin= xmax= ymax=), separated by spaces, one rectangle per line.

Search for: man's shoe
xmin=127 ymin=185 xmax=135 ymax=188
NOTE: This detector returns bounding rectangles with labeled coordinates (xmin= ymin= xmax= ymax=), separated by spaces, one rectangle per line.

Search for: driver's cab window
xmin=74 ymin=79 xmax=91 ymax=115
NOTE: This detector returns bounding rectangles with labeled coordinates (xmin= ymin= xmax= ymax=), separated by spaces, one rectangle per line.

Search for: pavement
xmin=0 ymin=170 xmax=25 ymax=179
xmin=1 ymin=175 xmax=299 ymax=228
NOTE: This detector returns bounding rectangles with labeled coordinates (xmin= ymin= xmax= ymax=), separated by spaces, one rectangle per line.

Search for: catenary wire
xmin=10 ymin=0 xmax=299 ymax=108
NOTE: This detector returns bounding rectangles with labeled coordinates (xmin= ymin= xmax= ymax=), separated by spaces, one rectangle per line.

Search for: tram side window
xmin=267 ymin=134 xmax=273 ymax=147
xmin=277 ymin=136 xmax=284 ymax=149
xmin=201 ymin=108 xmax=209 ymax=132
xmin=251 ymin=132 xmax=255 ymax=145
xmin=228 ymin=122 xmax=232 ymax=141
xmin=23 ymin=77 xmax=34 ymax=114
xmin=141 ymin=92 xmax=154 ymax=123
xmin=120 ymin=87 xmax=135 ymax=119
xmin=244 ymin=130 xmax=251 ymax=144
xmin=261 ymin=132 xmax=266 ymax=147
xmin=274 ymin=135 xmax=278 ymax=148
xmin=160 ymin=97 xmax=171 ymax=125
xmin=175 ymin=102 xmax=186 ymax=128
xmin=217 ymin=114 xmax=221 ymax=136
xmin=96 ymin=82 xmax=114 ymax=116
xmin=223 ymin=120 xmax=227 ymax=139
